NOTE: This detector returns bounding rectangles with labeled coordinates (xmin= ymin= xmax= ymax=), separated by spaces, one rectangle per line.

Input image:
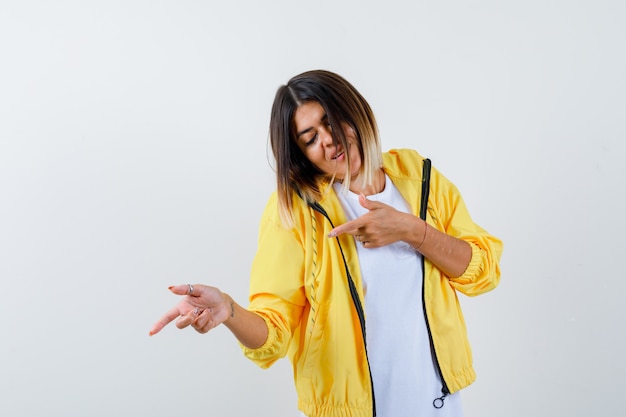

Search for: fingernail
xmin=168 ymin=286 xmax=174 ymax=290
xmin=328 ymin=231 xmax=336 ymax=238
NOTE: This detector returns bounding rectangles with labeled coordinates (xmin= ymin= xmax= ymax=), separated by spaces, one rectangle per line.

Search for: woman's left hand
xmin=328 ymin=194 xmax=415 ymax=248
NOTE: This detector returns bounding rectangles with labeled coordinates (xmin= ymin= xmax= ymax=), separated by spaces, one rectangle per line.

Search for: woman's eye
xmin=305 ymin=134 xmax=318 ymax=146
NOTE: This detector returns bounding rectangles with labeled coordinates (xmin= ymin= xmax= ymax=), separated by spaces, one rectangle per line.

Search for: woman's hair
xmin=269 ymin=70 xmax=382 ymax=226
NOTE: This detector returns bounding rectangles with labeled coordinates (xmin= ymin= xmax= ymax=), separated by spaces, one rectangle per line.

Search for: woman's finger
xmin=192 ymin=309 xmax=222 ymax=334
xmin=149 ymin=305 xmax=183 ymax=336
xmin=193 ymin=309 xmax=211 ymax=329
xmin=168 ymin=284 xmax=200 ymax=296
xmin=328 ymin=218 xmax=364 ymax=238
xmin=196 ymin=318 xmax=218 ymax=334
xmin=175 ymin=310 xmax=196 ymax=329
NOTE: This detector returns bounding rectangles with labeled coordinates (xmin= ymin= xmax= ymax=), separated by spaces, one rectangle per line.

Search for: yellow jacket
xmin=243 ymin=149 xmax=503 ymax=417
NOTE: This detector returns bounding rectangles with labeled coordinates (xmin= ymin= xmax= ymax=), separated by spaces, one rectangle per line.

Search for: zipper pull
xmin=433 ymin=393 xmax=447 ymax=409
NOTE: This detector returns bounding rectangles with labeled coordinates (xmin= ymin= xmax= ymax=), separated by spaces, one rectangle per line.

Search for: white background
xmin=1 ymin=1 xmax=624 ymax=416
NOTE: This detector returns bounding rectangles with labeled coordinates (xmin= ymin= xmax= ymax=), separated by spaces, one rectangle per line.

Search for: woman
xmin=150 ymin=70 xmax=503 ymax=417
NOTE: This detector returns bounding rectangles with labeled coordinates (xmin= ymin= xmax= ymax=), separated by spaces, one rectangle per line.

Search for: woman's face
xmin=293 ymin=101 xmax=361 ymax=180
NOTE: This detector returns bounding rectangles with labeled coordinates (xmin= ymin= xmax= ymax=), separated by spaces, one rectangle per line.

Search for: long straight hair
xmin=269 ymin=70 xmax=382 ymax=226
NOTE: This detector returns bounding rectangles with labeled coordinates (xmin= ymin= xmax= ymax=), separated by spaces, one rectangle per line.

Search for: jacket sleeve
xmin=429 ymin=165 xmax=503 ymax=296
xmin=241 ymin=193 xmax=307 ymax=368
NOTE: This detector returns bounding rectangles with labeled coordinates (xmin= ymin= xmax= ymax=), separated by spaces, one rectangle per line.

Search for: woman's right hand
xmin=149 ymin=284 xmax=232 ymax=336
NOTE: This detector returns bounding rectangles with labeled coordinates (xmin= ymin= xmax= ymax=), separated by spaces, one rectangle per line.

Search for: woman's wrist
xmin=415 ymin=221 xmax=428 ymax=249
xmin=405 ymin=214 xmax=428 ymax=251
xmin=223 ymin=293 xmax=235 ymax=322
xmin=221 ymin=295 xmax=269 ymax=349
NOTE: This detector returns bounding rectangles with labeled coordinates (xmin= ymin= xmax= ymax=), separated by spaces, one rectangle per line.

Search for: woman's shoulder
xmin=259 ymin=190 xmax=313 ymax=230
xmin=382 ymin=148 xmax=427 ymax=178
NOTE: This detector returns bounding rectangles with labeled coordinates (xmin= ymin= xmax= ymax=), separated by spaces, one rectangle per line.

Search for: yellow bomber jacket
xmin=242 ymin=148 xmax=503 ymax=417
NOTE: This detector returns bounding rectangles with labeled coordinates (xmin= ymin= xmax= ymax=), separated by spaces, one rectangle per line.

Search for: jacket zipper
xmin=419 ymin=158 xmax=450 ymax=408
xmin=309 ymin=201 xmax=377 ymax=417
xmin=420 ymin=256 xmax=450 ymax=408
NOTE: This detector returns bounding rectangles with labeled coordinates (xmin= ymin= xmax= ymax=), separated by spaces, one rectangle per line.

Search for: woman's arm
xmin=328 ymin=195 xmax=471 ymax=278
xmin=216 ymin=294 xmax=269 ymax=349
xmin=401 ymin=214 xmax=471 ymax=278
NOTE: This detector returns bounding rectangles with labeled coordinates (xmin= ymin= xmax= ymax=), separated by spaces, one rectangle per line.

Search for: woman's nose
xmin=319 ymin=126 xmax=334 ymax=146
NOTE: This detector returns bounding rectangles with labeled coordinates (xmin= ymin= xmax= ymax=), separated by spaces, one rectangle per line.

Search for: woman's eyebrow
xmin=296 ymin=113 xmax=328 ymax=138
xmin=296 ymin=114 xmax=328 ymax=138
xmin=296 ymin=126 xmax=314 ymax=138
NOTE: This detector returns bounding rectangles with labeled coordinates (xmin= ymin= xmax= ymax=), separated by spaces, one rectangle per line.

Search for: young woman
xmin=150 ymin=70 xmax=503 ymax=417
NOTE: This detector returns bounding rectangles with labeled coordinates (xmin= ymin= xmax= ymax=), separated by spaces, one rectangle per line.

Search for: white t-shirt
xmin=324 ymin=175 xmax=464 ymax=417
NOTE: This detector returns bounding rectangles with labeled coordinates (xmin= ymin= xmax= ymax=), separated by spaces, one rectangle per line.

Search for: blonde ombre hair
xmin=269 ymin=70 xmax=382 ymax=227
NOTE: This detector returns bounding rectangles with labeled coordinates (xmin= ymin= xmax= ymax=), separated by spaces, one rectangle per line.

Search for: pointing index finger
xmin=328 ymin=218 xmax=363 ymax=238
xmin=149 ymin=305 xmax=182 ymax=336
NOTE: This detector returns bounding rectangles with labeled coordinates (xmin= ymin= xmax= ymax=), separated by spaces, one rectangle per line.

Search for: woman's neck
xmin=348 ymin=168 xmax=385 ymax=196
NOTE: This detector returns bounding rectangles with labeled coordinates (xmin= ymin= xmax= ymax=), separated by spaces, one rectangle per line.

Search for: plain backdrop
xmin=1 ymin=1 xmax=624 ymax=416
